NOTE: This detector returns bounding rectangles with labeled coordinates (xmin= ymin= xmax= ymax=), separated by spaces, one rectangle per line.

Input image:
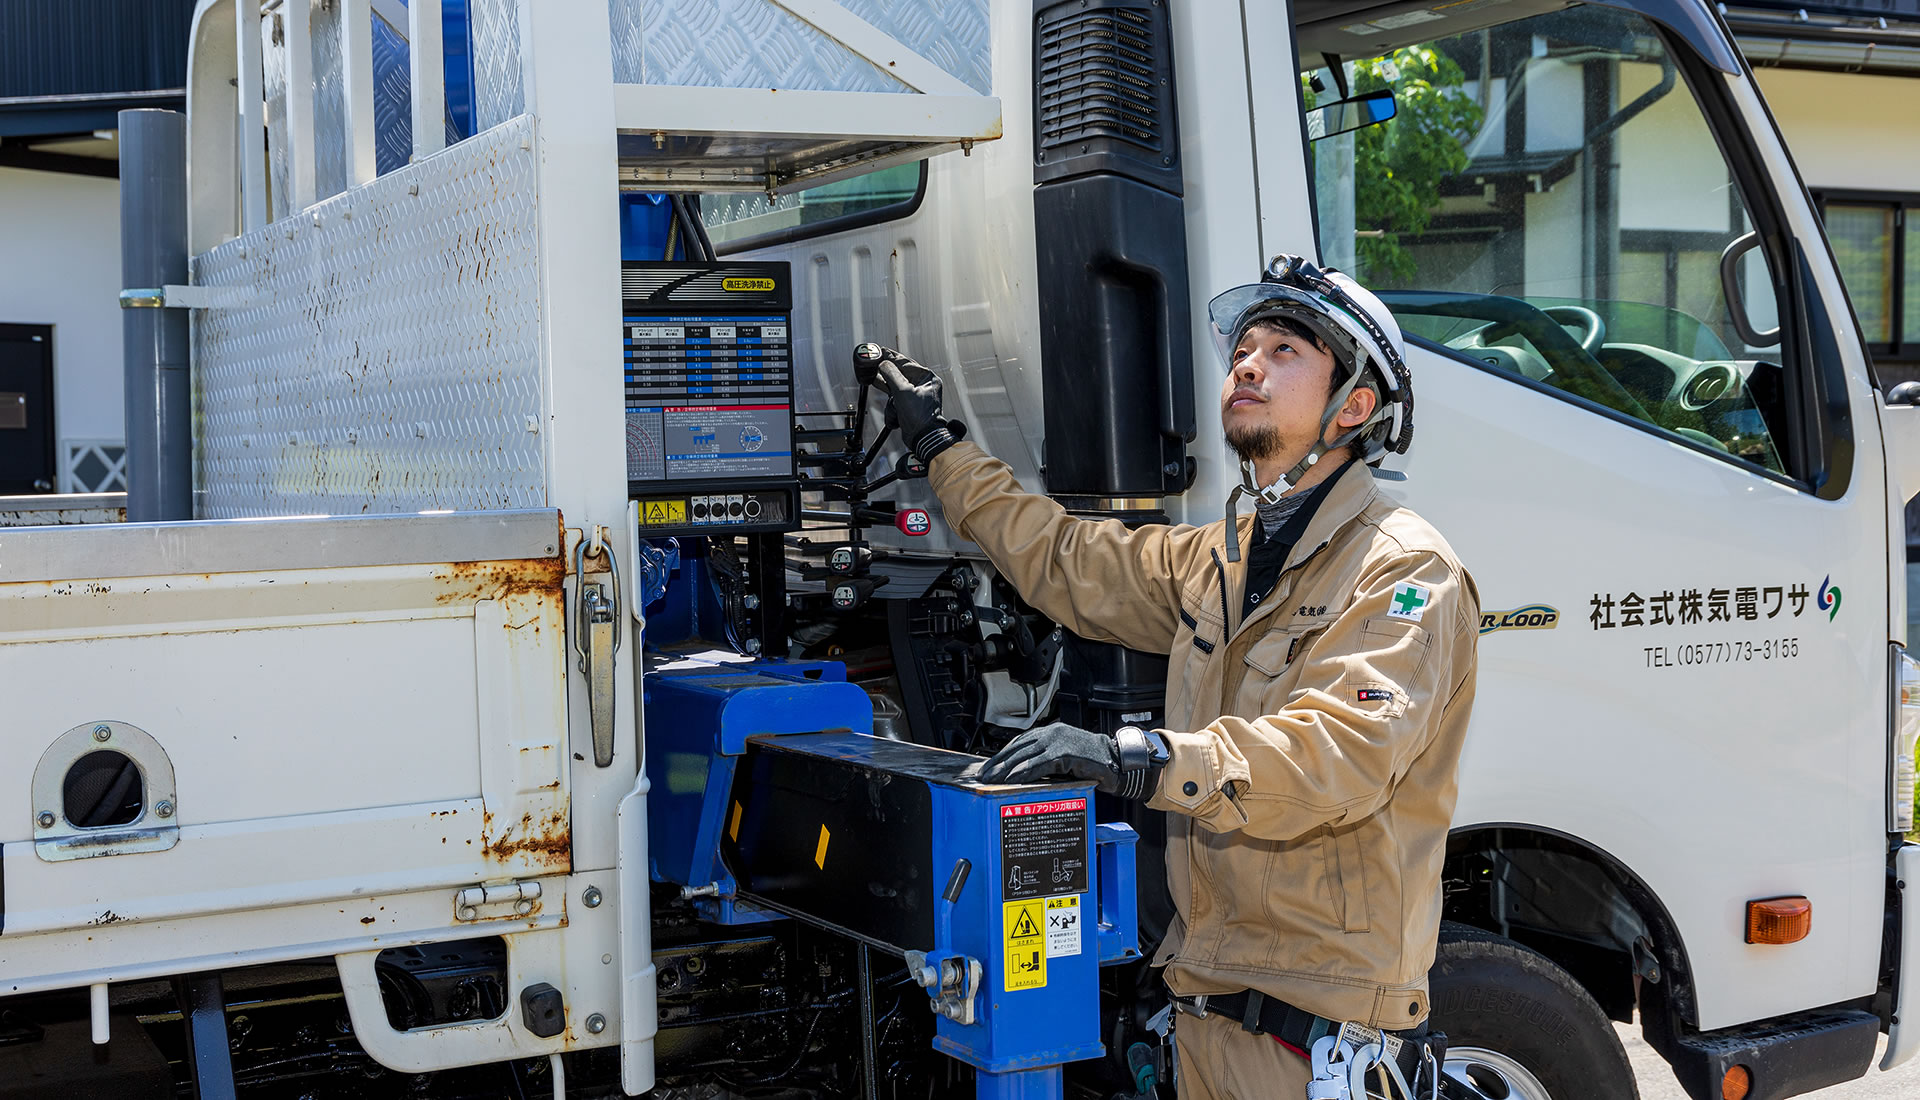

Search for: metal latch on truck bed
xmin=572 ymin=530 xmax=622 ymax=767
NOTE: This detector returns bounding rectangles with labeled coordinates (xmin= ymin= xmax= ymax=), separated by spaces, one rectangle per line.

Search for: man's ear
xmin=1336 ymin=385 xmax=1378 ymax=429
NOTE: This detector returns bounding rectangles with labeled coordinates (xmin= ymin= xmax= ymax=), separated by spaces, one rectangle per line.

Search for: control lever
xmin=828 ymin=544 xmax=874 ymax=575
xmin=831 ymin=575 xmax=889 ymax=611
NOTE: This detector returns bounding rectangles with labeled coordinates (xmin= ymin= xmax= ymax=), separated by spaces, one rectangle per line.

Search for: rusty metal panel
xmin=0 ymin=527 xmax=571 ymax=943
xmin=191 ymin=114 xmax=546 ymax=518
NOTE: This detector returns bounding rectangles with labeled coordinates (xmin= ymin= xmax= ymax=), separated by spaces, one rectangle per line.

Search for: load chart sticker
xmin=1001 ymin=798 xmax=1089 ymax=901
xmin=1045 ymin=895 xmax=1081 ymax=958
xmin=1003 ymin=898 xmax=1047 ymax=991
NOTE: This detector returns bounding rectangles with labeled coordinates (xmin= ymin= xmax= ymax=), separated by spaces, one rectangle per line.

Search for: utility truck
xmin=2 ymin=1 xmax=1918 ymax=1099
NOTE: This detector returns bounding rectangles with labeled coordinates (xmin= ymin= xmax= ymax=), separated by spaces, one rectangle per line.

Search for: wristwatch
xmin=1112 ymin=725 xmax=1170 ymax=800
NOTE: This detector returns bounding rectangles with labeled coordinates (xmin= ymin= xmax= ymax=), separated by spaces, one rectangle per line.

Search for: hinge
xmin=455 ymin=880 xmax=543 ymax=922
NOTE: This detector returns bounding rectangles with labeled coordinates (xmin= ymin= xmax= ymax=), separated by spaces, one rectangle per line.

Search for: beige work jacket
xmin=927 ymin=443 xmax=1479 ymax=1031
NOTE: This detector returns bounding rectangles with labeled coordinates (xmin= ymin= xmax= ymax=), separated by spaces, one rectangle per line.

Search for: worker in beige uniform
xmin=863 ymin=254 xmax=1480 ymax=1099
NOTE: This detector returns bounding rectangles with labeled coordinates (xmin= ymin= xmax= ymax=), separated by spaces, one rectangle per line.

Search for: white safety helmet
xmin=1206 ymin=255 xmax=1414 ymax=560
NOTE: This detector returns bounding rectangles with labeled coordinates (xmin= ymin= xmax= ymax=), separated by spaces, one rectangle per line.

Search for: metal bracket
xmin=572 ymin=530 xmax=623 ymax=767
xmin=31 ymin=720 xmax=179 ymax=863
xmin=454 ymin=879 xmax=544 ymax=922
xmin=905 ymin=949 xmax=982 ymax=1026
xmin=118 ymin=285 xmax=252 ymax=310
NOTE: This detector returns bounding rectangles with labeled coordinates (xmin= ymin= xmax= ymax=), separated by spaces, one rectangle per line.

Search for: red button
xmin=896 ymin=509 xmax=931 ymax=536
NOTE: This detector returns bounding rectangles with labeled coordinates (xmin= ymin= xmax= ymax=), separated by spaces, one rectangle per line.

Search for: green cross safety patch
xmin=1388 ymin=582 xmax=1431 ymax=621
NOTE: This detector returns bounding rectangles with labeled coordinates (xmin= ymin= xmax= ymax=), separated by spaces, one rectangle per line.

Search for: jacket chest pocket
xmin=1233 ymin=622 xmax=1327 ymax=712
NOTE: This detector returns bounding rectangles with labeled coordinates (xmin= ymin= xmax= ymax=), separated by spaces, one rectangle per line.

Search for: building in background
xmin=0 ymin=1 xmax=194 ymax=494
xmin=1729 ymin=0 xmax=1920 ymax=386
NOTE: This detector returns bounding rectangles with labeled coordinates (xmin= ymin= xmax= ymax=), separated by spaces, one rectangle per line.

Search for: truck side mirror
xmin=1720 ymin=232 xmax=1783 ymax=349
xmin=1305 ymin=90 xmax=1396 ymax=141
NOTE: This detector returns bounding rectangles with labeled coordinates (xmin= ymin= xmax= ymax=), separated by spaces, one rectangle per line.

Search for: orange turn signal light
xmin=1721 ymin=1064 xmax=1752 ymax=1100
xmin=1745 ymin=896 xmax=1812 ymax=944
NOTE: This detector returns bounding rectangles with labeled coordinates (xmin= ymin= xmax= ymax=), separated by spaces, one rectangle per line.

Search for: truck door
xmin=0 ymin=324 xmax=56 ymax=493
xmin=1298 ymin=2 xmax=1884 ymax=1030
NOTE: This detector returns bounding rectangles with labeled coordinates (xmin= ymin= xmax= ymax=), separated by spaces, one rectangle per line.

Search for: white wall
xmin=1617 ymin=60 xmax=1733 ymax=233
xmin=0 ymin=167 xmax=124 ymax=470
xmin=1754 ymin=67 xmax=1920 ymax=194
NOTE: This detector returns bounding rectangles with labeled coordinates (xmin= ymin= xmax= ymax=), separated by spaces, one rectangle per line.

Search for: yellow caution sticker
xmin=1003 ymin=898 xmax=1047 ymax=991
xmin=814 ymin=825 xmax=831 ymax=870
xmin=637 ymin=499 xmax=688 ymax=526
xmin=723 ymin=277 xmax=776 ymax=292
xmin=729 ymin=800 xmax=743 ymax=842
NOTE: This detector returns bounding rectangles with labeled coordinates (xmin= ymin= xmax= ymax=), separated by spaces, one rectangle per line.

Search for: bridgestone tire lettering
xmin=1430 ymin=922 xmax=1636 ymax=1100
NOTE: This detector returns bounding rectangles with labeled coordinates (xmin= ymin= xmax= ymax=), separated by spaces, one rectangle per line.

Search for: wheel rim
xmin=1442 ymin=1046 xmax=1555 ymax=1100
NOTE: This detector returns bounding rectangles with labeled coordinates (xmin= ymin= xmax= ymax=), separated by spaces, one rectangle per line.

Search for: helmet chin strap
xmin=1223 ymin=373 xmax=1370 ymax=563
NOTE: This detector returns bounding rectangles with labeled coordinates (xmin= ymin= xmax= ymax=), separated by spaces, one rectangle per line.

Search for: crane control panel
xmin=623 ymin=260 xmax=798 ymax=534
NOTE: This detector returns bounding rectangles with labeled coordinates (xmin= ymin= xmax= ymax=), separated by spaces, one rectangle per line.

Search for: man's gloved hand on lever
xmin=977 ymin=721 xmax=1168 ymax=801
xmin=854 ymin=343 xmax=966 ymax=463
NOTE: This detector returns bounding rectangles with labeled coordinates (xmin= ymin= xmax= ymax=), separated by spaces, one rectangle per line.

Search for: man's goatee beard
xmin=1225 ymin=423 xmax=1281 ymax=464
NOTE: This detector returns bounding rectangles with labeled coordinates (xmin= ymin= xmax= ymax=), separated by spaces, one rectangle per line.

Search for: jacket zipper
xmin=1210 ymin=548 xmax=1232 ymax=636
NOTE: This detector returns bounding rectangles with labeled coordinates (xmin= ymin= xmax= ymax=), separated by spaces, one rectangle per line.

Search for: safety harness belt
xmin=1174 ymin=990 xmax=1430 ymax=1079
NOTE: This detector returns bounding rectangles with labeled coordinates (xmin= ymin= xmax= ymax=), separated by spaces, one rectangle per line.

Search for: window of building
xmin=1815 ymin=192 xmax=1920 ymax=362
xmin=704 ymin=162 xmax=926 ymax=254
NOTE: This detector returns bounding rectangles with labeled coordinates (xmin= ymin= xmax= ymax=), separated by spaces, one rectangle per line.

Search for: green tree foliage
xmin=1344 ymin=47 xmax=1484 ymax=285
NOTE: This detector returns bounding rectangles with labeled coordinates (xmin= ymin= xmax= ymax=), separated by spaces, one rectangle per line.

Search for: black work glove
xmin=856 ymin=342 xmax=962 ymax=463
xmin=978 ymin=722 xmax=1165 ymax=800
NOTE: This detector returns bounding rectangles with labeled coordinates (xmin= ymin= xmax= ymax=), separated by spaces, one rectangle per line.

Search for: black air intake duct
xmin=1032 ymin=0 xmax=1192 ymax=500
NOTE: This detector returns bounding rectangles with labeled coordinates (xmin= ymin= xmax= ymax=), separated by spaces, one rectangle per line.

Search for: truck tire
xmin=1429 ymin=922 xmax=1639 ymax=1100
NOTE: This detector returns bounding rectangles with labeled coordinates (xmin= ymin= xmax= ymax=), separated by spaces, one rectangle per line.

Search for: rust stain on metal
xmin=482 ymin=807 xmax=572 ymax=871
xmin=360 ymin=916 xmax=376 ymax=925
xmin=90 ymin=910 xmax=127 ymax=926
xmin=435 ymin=554 xmax=566 ymax=606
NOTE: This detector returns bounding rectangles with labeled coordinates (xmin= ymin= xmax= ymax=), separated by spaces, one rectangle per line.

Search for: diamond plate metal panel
xmin=840 ymin=0 xmax=991 ymax=95
xmin=263 ymin=8 xmax=291 ymax=222
xmin=372 ymin=6 xmax=414 ymax=176
xmin=313 ymin=0 xmax=350 ymax=203
xmin=192 ymin=115 xmax=547 ymax=518
xmin=470 ymin=0 xmax=525 ymax=132
xmin=613 ymin=0 xmax=902 ymax=91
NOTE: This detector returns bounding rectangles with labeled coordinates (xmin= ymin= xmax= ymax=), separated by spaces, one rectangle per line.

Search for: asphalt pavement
xmin=1621 ymin=1019 xmax=1919 ymax=1099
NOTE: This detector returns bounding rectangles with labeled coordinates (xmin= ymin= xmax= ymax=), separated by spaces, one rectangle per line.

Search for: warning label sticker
xmin=1003 ymin=898 xmax=1047 ymax=991
xmin=636 ymin=498 xmax=688 ymax=526
xmin=1001 ymin=798 xmax=1089 ymax=900
xmin=1045 ymin=895 xmax=1081 ymax=958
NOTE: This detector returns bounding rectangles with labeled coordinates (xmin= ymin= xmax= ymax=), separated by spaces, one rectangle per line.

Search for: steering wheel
xmin=1458 ymin=305 xmax=1606 ymax=355
xmin=1374 ymin=291 xmax=1652 ymax=424
xmin=1542 ymin=306 xmax=1605 ymax=351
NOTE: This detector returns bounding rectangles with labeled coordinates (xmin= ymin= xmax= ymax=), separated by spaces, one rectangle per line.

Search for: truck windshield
xmin=1306 ymin=4 xmax=1789 ymax=475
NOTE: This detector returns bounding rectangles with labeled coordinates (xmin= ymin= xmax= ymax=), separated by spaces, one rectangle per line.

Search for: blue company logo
xmin=1817 ymin=575 xmax=1842 ymax=622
